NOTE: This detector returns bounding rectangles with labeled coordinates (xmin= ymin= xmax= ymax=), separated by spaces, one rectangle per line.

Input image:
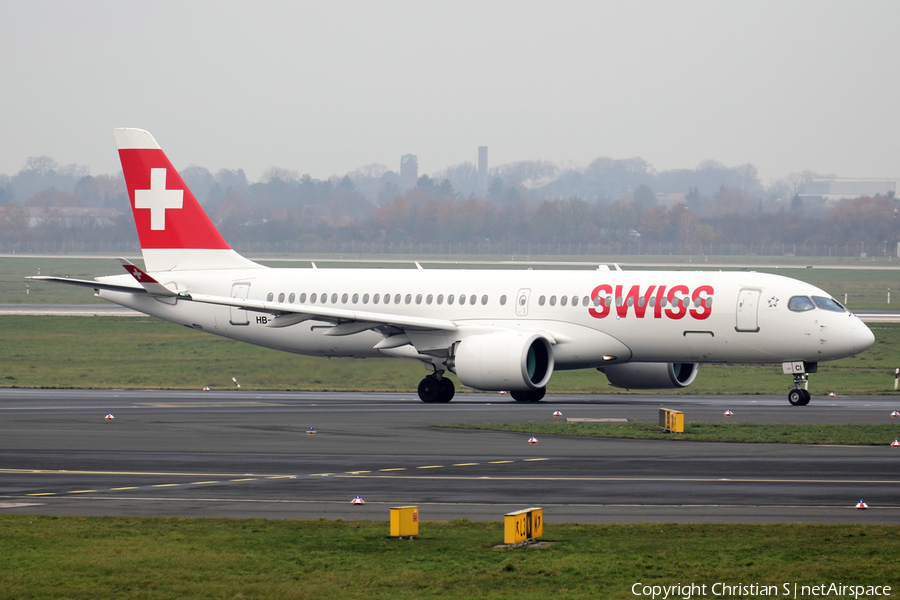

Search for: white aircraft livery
xmin=33 ymin=129 xmax=876 ymax=405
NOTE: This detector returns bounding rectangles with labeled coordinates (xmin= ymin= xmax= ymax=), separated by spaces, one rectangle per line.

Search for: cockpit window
xmin=812 ymin=296 xmax=846 ymax=312
xmin=788 ymin=296 xmax=815 ymax=312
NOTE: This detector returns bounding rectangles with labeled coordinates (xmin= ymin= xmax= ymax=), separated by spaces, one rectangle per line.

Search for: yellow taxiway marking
xmin=191 ymin=481 xmax=218 ymax=485
xmin=346 ymin=471 xmax=371 ymax=474
xmin=379 ymin=468 xmax=406 ymax=472
xmin=0 ymin=468 xmax=271 ymax=478
xmin=152 ymin=484 xmax=179 ymax=488
xmin=417 ymin=465 xmax=443 ymax=469
xmin=265 ymin=475 xmax=294 ymax=479
xmin=452 ymin=463 xmax=479 ymax=466
xmin=309 ymin=474 xmax=333 ymax=477
xmin=523 ymin=458 xmax=549 ymax=462
xmin=27 ymin=492 xmax=56 ymax=496
xmin=111 ymin=487 xmax=138 ymax=491
xmin=489 ymin=460 xmax=514 ymax=464
xmin=69 ymin=490 xmax=96 ymax=494
xmin=230 ymin=478 xmax=257 ymax=482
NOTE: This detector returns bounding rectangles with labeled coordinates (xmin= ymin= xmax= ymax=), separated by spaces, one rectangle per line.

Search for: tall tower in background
xmin=477 ymin=146 xmax=488 ymax=195
xmin=400 ymin=154 xmax=418 ymax=191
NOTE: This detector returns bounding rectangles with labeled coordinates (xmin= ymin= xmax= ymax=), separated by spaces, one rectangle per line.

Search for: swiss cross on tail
xmin=114 ymin=128 xmax=229 ymax=250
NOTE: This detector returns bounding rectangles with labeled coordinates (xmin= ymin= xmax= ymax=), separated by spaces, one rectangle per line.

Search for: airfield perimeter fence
xmin=0 ymin=240 xmax=889 ymax=259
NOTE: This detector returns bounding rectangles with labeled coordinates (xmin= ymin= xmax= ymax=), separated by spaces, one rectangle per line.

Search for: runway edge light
xmin=723 ymin=409 xmax=733 ymax=417
xmin=105 ymin=413 xmax=114 ymax=421
xmin=351 ymin=495 xmax=365 ymax=505
xmin=891 ymin=439 xmax=899 ymax=447
xmin=856 ymin=499 xmax=868 ymax=510
xmin=528 ymin=436 xmax=539 ymax=444
xmin=891 ymin=410 xmax=899 ymax=418
xmin=552 ymin=410 xmax=562 ymax=417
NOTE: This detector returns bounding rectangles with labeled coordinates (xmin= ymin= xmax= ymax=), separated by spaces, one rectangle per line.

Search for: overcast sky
xmin=1 ymin=1 xmax=898 ymax=184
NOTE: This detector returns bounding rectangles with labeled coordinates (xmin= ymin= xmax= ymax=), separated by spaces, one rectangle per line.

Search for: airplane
xmin=31 ymin=128 xmax=876 ymax=406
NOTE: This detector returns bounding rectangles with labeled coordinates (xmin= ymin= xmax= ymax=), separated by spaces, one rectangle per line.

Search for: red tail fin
xmin=114 ymin=129 xmax=262 ymax=272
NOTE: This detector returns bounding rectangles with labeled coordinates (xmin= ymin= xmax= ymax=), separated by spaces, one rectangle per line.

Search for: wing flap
xmin=183 ymin=292 xmax=458 ymax=332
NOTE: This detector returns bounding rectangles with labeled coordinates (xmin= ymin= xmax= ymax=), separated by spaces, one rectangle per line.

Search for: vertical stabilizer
xmin=114 ymin=128 xmax=264 ymax=272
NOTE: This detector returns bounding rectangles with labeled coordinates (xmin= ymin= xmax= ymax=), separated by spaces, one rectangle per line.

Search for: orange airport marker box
xmin=390 ymin=506 xmax=419 ymax=537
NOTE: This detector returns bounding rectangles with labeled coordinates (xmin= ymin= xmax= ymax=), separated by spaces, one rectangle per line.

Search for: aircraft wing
xmin=27 ymin=276 xmax=146 ymax=295
xmin=182 ymin=292 xmax=459 ymax=333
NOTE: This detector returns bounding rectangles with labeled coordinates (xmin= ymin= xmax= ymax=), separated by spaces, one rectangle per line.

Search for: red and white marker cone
xmin=552 ymin=410 xmax=562 ymax=417
xmin=892 ymin=439 xmax=900 ymax=447
xmin=724 ymin=410 xmax=734 ymax=417
xmin=351 ymin=495 xmax=365 ymax=505
xmin=856 ymin=499 xmax=868 ymax=510
xmin=307 ymin=427 xmax=316 ymax=435
xmin=528 ymin=436 xmax=539 ymax=444
xmin=828 ymin=391 xmax=836 ymax=398
xmin=891 ymin=410 xmax=899 ymax=418
xmin=104 ymin=413 xmax=114 ymax=421
xmin=203 ymin=386 xmax=210 ymax=391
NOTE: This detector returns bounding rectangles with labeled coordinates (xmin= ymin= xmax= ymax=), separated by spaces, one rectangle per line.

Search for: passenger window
xmin=593 ymin=296 xmax=601 ymax=307
xmin=560 ymin=296 xmax=567 ymax=307
xmin=812 ymin=296 xmax=845 ymax=312
xmin=288 ymin=293 xmax=295 ymax=303
xmin=298 ymin=293 xmax=307 ymax=303
xmin=321 ymin=293 xmax=327 ymax=304
xmin=266 ymin=292 xmax=274 ymax=302
xmin=448 ymin=294 xmax=455 ymax=305
xmin=394 ymin=294 xmax=401 ymax=304
xmin=626 ymin=297 xmax=633 ymax=307
xmin=500 ymin=295 xmax=507 ymax=306
xmin=405 ymin=294 xmax=412 ymax=305
xmin=571 ymin=296 xmax=578 ymax=307
xmin=549 ymin=295 xmax=557 ymax=306
xmin=309 ymin=293 xmax=317 ymax=303
xmin=341 ymin=293 xmax=348 ymax=304
xmin=278 ymin=293 xmax=285 ymax=303
xmin=470 ymin=294 xmax=477 ymax=305
xmin=373 ymin=293 xmax=380 ymax=304
xmin=383 ymin=294 xmax=390 ymax=305
xmin=538 ymin=295 xmax=546 ymax=306
xmin=426 ymin=294 xmax=433 ymax=305
xmin=362 ymin=293 xmax=369 ymax=304
xmin=458 ymin=295 xmax=466 ymax=306
xmin=352 ymin=293 xmax=359 ymax=304
xmin=649 ymin=297 xmax=655 ymax=307
xmin=481 ymin=295 xmax=488 ymax=305
xmin=788 ymin=296 xmax=815 ymax=312
xmin=437 ymin=294 xmax=444 ymax=305
xmin=331 ymin=293 xmax=339 ymax=304
xmin=415 ymin=294 xmax=422 ymax=305
xmin=583 ymin=296 xmax=590 ymax=307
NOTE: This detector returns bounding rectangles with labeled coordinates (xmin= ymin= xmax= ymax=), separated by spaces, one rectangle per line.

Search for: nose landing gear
xmin=784 ymin=361 xmax=816 ymax=406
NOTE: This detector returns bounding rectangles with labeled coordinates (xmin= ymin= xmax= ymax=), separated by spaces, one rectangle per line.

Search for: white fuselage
xmin=96 ymin=267 xmax=873 ymax=369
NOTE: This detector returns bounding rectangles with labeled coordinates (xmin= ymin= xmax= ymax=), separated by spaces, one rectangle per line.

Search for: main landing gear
xmin=784 ymin=361 xmax=816 ymax=406
xmin=511 ymin=387 xmax=546 ymax=402
xmin=417 ymin=374 xmax=455 ymax=403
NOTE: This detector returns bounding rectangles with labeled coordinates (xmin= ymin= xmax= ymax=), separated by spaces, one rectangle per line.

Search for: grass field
xmin=440 ymin=422 xmax=900 ymax=446
xmin=5 ymin=255 xmax=900 ymax=310
xmin=1 ymin=316 xmax=899 ymax=394
xmin=1 ymin=516 xmax=897 ymax=599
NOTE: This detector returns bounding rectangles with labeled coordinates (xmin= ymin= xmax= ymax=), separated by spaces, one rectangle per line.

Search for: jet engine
xmin=449 ymin=331 xmax=554 ymax=392
xmin=600 ymin=362 xmax=699 ymax=389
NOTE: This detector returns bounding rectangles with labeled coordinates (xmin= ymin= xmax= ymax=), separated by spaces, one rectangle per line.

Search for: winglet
xmin=118 ymin=258 xmax=177 ymax=296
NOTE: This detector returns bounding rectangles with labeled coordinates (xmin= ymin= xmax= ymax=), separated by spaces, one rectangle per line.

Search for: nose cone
xmin=851 ymin=319 xmax=876 ymax=353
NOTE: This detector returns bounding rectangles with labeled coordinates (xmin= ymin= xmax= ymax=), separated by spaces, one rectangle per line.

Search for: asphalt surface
xmin=1 ymin=389 xmax=899 ymax=524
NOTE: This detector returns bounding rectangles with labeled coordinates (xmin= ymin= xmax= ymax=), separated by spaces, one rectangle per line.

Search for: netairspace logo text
xmin=631 ymin=582 xmax=891 ymax=599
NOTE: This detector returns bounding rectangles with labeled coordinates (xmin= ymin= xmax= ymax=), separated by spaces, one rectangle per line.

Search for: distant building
xmin=400 ymin=154 xmax=418 ymax=190
xmin=798 ymin=179 xmax=896 ymax=204
xmin=477 ymin=146 xmax=488 ymax=194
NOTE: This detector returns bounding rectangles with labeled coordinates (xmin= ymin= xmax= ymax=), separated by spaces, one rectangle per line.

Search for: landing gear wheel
xmin=417 ymin=376 xmax=441 ymax=403
xmin=788 ymin=388 xmax=810 ymax=406
xmin=438 ymin=377 xmax=455 ymax=403
xmin=511 ymin=387 xmax=546 ymax=402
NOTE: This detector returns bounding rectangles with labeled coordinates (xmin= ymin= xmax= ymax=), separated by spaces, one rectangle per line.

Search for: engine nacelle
xmin=600 ymin=362 xmax=699 ymax=389
xmin=450 ymin=331 xmax=554 ymax=392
